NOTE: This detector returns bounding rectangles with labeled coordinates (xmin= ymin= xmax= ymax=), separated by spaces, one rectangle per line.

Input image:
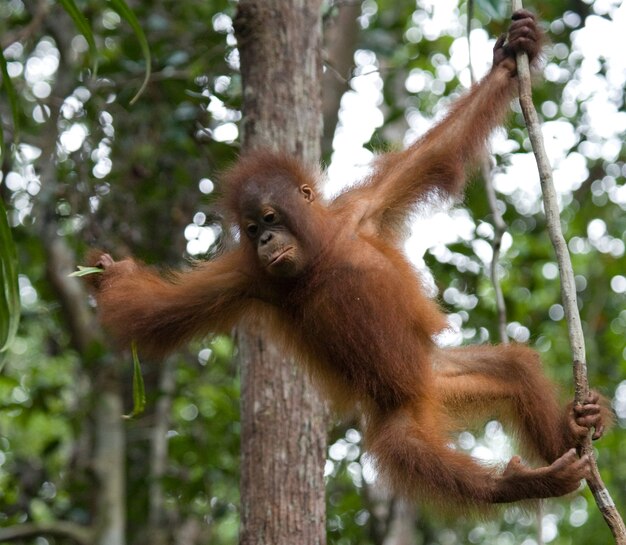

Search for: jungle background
xmin=1 ymin=0 xmax=625 ymax=544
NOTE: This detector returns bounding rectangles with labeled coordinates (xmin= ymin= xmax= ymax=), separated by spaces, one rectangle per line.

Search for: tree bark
xmin=234 ymin=3 xmax=327 ymax=545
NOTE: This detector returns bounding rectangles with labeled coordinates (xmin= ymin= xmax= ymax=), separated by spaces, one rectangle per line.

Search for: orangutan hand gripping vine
xmin=88 ymin=11 xmax=611 ymax=511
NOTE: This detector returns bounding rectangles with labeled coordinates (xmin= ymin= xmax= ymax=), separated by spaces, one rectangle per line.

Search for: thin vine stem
xmin=511 ymin=1 xmax=625 ymax=542
xmin=467 ymin=0 xmax=509 ymax=344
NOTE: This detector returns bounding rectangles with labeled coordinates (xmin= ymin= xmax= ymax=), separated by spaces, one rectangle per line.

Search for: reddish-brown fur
xmin=89 ymin=12 xmax=611 ymax=513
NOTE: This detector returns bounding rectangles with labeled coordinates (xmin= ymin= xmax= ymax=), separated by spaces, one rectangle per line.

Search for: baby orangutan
xmin=89 ymin=10 xmax=610 ymax=512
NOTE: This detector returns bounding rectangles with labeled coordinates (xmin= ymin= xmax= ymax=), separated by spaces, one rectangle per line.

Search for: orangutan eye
xmin=247 ymin=224 xmax=259 ymax=237
xmin=262 ymin=211 xmax=276 ymax=225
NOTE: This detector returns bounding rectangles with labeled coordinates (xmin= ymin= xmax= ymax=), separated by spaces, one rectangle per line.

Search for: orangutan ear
xmin=299 ymin=184 xmax=316 ymax=203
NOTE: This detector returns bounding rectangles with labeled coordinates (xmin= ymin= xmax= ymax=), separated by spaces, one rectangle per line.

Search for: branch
xmin=512 ymin=1 xmax=626 ymax=542
xmin=0 ymin=0 xmax=49 ymax=49
xmin=481 ymin=155 xmax=509 ymax=344
xmin=45 ymin=236 xmax=103 ymax=357
xmin=0 ymin=521 xmax=93 ymax=545
xmin=30 ymin=6 xmax=103 ymax=361
xmin=467 ymin=0 xmax=509 ymax=343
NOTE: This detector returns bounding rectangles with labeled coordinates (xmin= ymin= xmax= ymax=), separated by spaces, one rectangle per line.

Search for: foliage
xmin=121 ymin=342 xmax=146 ymax=420
xmin=0 ymin=0 xmax=625 ymax=544
xmin=0 ymin=196 xmax=20 ymax=356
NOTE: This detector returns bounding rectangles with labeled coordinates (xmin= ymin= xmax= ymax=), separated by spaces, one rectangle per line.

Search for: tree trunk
xmin=382 ymin=501 xmax=418 ymax=545
xmin=234 ymin=3 xmax=327 ymax=545
xmin=93 ymin=382 xmax=126 ymax=545
xmin=147 ymin=358 xmax=176 ymax=545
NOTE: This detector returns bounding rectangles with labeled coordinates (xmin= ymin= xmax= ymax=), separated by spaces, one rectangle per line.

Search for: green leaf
xmin=123 ymin=341 xmax=146 ymax=419
xmin=0 ymin=108 xmax=5 ymax=162
xmin=0 ymin=197 xmax=20 ymax=354
xmin=57 ymin=0 xmax=99 ymax=77
xmin=475 ymin=0 xmax=509 ymax=20
xmin=108 ymin=0 xmax=152 ymax=104
xmin=0 ymin=45 xmax=20 ymax=146
xmin=68 ymin=266 xmax=104 ymax=277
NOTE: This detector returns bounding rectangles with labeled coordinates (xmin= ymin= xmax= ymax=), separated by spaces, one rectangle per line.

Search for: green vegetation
xmin=1 ymin=1 xmax=624 ymax=543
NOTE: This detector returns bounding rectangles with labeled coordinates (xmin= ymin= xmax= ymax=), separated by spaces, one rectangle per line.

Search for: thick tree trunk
xmin=234 ymin=2 xmax=327 ymax=545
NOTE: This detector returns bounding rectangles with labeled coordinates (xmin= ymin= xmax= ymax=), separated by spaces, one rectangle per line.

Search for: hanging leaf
xmin=475 ymin=0 xmax=509 ymax=20
xmin=68 ymin=265 xmax=104 ymax=277
xmin=122 ymin=341 xmax=147 ymax=419
xmin=57 ymin=0 xmax=99 ymax=77
xmin=0 ymin=197 xmax=20 ymax=354
xmin=0 ymin=45 xmax=20 ymax=148
xmin=0 ymin=110 xmax=4 ymax=162
xmin=108 ymin=0 xmax=152 ymax=104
